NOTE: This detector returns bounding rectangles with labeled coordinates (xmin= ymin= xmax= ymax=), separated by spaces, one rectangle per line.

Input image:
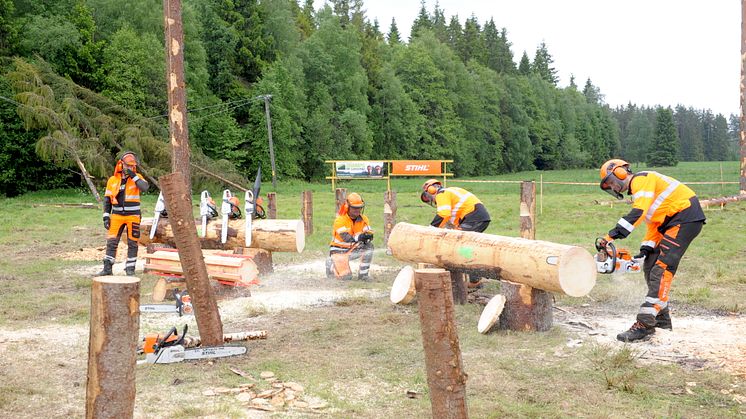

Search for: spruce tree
xmin=518 ymin=51 xmax=531 ymax=75
xmin=387 ymin=18 xmax=401 ymax=45
xmin=410 ymin=0 xmax=431 ymax=40
xmin=648 ymin=107 xmax=679 ymax=166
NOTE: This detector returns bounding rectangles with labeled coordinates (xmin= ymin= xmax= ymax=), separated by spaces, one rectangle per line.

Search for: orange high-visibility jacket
xmin=433 ymin=187 xmax=482 ymax=228
xmin=104 ymin=175 xmax=144 ymax=216
xmin=608 ymin=171 xmax=705 ymax=248
xmin=329 ymin=213 xmax=372 ymax=249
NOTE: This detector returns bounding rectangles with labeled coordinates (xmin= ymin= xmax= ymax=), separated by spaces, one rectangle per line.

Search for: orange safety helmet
xmin=599 ymin=159 xmax=631 ymax=200
xmin=346 ymin=192 xmax=365 ymax=208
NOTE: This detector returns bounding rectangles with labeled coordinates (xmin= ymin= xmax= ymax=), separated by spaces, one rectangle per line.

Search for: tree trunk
xmin=384 ymin=190 xmax=397 ymax=246
xmin=415 ymin=268 xmax=468 ymax=419
xmin=267 ymin=192 xmax=277 ymax=219
xmin=160 ymin=172 xmax=223 ymax=346
xmin=388 ymin=222 xmax=596 ymax=297
xmin=140 ymin=218 xmax=305 ymax=253
xmin=86 ymin=276 xmax=140 ymax=419
xmin=75 ymin=157 xmax=102 ymax=204
xmin=302 ymin=190 xmax=313 ymax=236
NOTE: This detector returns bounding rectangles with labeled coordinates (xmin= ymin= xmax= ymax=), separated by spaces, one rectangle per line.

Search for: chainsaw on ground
xmin=140 ymin=289 xmax=193 ymax=316
xmin=150 ymin=191 xmax=167 ymax=239
xmin=138 ymin=325 xmax=247 ymax=364
xmin=594 ymin=241 xmax=642 ymax=274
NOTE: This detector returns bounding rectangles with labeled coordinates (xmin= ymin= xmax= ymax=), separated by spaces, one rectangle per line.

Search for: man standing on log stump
xmin=421 ymin=179 xmax=491 ymax=287
xmin=326 ymin=192 xmax=374 ymax=281
xmin=596 ymin=159 xmax=705 ymax=342
xmin=96 ymin=152 xmax=149 ymax=276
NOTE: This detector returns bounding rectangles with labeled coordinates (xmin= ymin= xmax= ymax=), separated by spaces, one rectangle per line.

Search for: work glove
xmin=443 ymin=221 xmax=456 ymax=230
xmin=634 ymin=245 xmax=654 ymax=260
xmin=358 ymin=232 xmax=374 ymax=243
xmin=124 ymin=168 xmax=136 ymax=179
xmin=103 ymin=215 xmax=111 ymax=230
xmin=594 ymin=235 xmax=612 ymax=252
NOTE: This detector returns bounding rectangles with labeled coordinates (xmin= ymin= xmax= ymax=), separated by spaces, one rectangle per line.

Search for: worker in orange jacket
xmin=420 ymin=179 xmax=491 ymax=232
xmin=597 ymin=159 xmax=705 ymax=342
xmin=96 ymin=152 xmax=149 ymax=276
xmin=326 ymin=193 xmax=374 ymax=280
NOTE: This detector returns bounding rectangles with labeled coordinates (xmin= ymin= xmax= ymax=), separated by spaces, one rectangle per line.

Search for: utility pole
xmin=261 ymin=95 xmax=277 ymax=188
xmin=741 ymin=0 xmax=746 ymax=194
xmin=163 ymin=0 xmax=191 ymax=192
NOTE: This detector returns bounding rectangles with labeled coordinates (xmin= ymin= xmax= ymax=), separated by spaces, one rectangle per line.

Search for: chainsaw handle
xmin=606 ymin=242 xmax=618 ymax=274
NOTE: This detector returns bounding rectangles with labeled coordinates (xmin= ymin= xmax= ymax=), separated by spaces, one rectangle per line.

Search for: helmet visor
xmin=600 ymin=173 xmax=623 ymax=200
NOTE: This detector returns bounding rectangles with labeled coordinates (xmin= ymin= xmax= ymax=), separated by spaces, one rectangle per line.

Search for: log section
xmin=139 ymin=218 xmax=305 ymax=253
xmin=86 ymin=276 xmax=140 ymax=419
xmin=388 ymin=222 xmax=596 ymax=297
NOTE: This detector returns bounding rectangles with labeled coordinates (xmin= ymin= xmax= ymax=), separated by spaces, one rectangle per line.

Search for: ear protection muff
xmin=612 ymin=165 xmax=629 ymax=180
xmin=426 ymin=184 xmax=439 ymax=195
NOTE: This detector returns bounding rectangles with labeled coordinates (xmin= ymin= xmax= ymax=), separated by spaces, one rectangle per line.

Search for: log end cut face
xmin=557 ymin=247 xmax=597 ymax=297
xmin=294 ymin=220 xmax=306 ymax=253
xmin=390 ymin=265 xmax=415 ymax=304
xmin=478 ymin=294 xmax=506 ymax=334
xmin=92 ymin=275 xmax=140 ymax=284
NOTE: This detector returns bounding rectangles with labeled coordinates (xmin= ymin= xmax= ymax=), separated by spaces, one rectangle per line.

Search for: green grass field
xmin=0 ymin=161 xmax=744 ymax=417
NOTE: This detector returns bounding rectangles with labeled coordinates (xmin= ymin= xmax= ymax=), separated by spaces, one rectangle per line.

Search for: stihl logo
xmin=405 ymin=165 xmax=430 ymax=171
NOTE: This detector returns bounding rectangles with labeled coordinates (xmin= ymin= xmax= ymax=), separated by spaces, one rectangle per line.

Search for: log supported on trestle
xmin=139 ymin=218 xmax=305 ymax=252
xmin=387 ymin=222 xmax=596 ymax=297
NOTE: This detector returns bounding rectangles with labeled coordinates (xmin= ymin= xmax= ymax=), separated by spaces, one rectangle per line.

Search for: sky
xmin=314 ymin=0 xmax=742 ymax=117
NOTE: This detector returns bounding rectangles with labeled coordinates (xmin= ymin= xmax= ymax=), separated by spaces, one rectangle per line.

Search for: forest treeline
xmin=0 ymin=0 xmax=740 ymax=197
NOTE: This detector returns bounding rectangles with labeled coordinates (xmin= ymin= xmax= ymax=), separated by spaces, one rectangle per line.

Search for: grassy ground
xmin=0 ymin=161 xmax=744 ymax=417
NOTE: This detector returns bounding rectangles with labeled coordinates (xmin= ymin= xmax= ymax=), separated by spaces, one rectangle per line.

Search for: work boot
xmin=96 ymin=259 xmax=113 ymax=276
xmin=616 ymin=321 xmax=655 ymax=342
xmin=125 ymin=267 xmax=136 ymax=276
xmin=655 ymin=310 xmax=672 ymax=330
xmin=358 ymin=273 xmax=369 ymax=281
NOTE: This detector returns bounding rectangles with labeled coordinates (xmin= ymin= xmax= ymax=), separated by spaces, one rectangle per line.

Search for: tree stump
xmin=86 ymin=276 xmax=140 ymax=419
xmin=450 ymin=270 xmax=467 ymax=305
xmin=335 ymin=188 xmax=347 ymax=214
xmin=267 ymin=192 xmax=277 ymax=219
xmin=383 ymin=190 xmax=397 ymax=246
xmin=415 ymin=268 xmax=468 ymax=419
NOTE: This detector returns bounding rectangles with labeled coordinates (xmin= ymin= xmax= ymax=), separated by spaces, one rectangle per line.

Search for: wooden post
xmin=415 ymin=268 xmax=468 ymax=419
xmin=86 ymin=276 xmax=140 ymax=419
xmin=383 ymin=190 xmax=397 ymax=246
xmin=335 ymin=188 xmax=347 ymax=214
xmin=160 ymin=172 xmax=223 ymax=346
xmin=500 ymin=181 xmax=553 ymax=331
xmin=267 ymin=192 xmax=277 ymax=219
xmin=163 ymin=0 xmax=191 ymax=191
xmin=741 ymin=0 xmax=746 ymax=195
xmin=301 ymin=190 xmax=313 ymax=236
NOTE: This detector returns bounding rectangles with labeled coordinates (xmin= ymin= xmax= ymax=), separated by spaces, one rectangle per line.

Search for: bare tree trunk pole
xmin=160 ymin=172 xmax=223 ymax=346
xmin=335 ymin=188 xmax=347 ymax=214
xmin=741 ymin=0 xmax=746 ymax=194
xmin=301 ymin=190 xmax=313 ymax=236
xmin=383 ymin=190 xmax=396 ymax=246
xmin=86 ymin=276 xmax=140 ymax=419
xmin=415 ymin=268 xmax=468 ymax=419
xmin=500 ymin=181 xmax=553 ymax=331
xmin=267 ymin=192 xmax=277 ymax=219
xmin=75 ymin=157 xmax=102 ymax=204
xmin=164 ymin=0 xmax=191 ymax=192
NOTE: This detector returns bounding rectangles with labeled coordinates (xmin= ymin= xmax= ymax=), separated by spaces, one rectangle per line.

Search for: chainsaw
xmin=199 ymin=190 xmax=218 ymax=238
xmin=138 ymin=325 xmax=247 ymax=364
xmin=140 ymin=289 xmax=193 ymax=316
xmin=220 ymin=189 xmax=233 ymax=244
xmin=150 ymin=191 xmax=167 ymax=240
xmin=594 ymin=241 xmax=642 ymax=274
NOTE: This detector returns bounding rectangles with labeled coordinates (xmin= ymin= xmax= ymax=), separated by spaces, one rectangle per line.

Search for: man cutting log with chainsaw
xmin=97 ymin=151 xmax=149 ymax=276
xmin=325 ymin=193 xmax=374 ymax=281
xmin=596 ymin=159 xmax=705 ymax=342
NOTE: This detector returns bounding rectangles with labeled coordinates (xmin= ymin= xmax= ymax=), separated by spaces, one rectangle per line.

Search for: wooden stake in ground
xmin=164 ymin=0 xmax=191 ymax=191
xmin=335 ymin=188 xmax=347 ymax=214
xmin=388 ymin=222 xmax=596 ymax=297
xmin=86 ymin=276 xmax=140 ymax=419
xmin=500 ymin=181 xmax=553 ymax=331
xmin=160 ymin=172 xmax=223 ymax=346
xmin=301 ymin=190 xmax=313 ymax=236
xmin=415 ymin=268 xmax=468 ymax=419
xmin=450 ymin=270 xmax=467 ymax=305
xmin=383 ymin=190 xmax=396 ymax=246
xmin=267 ymin=192 xmax=277 ymax=219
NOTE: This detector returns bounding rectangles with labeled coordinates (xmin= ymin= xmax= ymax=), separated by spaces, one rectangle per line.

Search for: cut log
xmin=390 ymin=265 xmax=416 ymax=304
xmin=498 ymin=282 xmax=554 ymax=332
xmin=388 ymin=222 xmax=596 ymax=297
xmin=139 ymin=218 xmax=305 ymax=253
xmin=415 ymin=268 xmax=468 ymax=418
xmin=86 ymin=276 xmax=139 ymax=419
xmin=234 ymin=247 xmax=274 ymax=274
xmin=144 ymin=250 xmax=259 ymax=285
xmin=478 ymin=294 xmax=506 ymax=334
xmin=699 ymin=194 xmax=746 ymax=208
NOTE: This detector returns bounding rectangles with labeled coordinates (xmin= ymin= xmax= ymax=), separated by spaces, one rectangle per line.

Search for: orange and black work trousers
xmin=104 ymin=214 xmax=141 ymax=271
xmin=326 ymin=242 xmax=374 ymax=280
xmin=637 ymin=221 xmax=703 ymax=327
